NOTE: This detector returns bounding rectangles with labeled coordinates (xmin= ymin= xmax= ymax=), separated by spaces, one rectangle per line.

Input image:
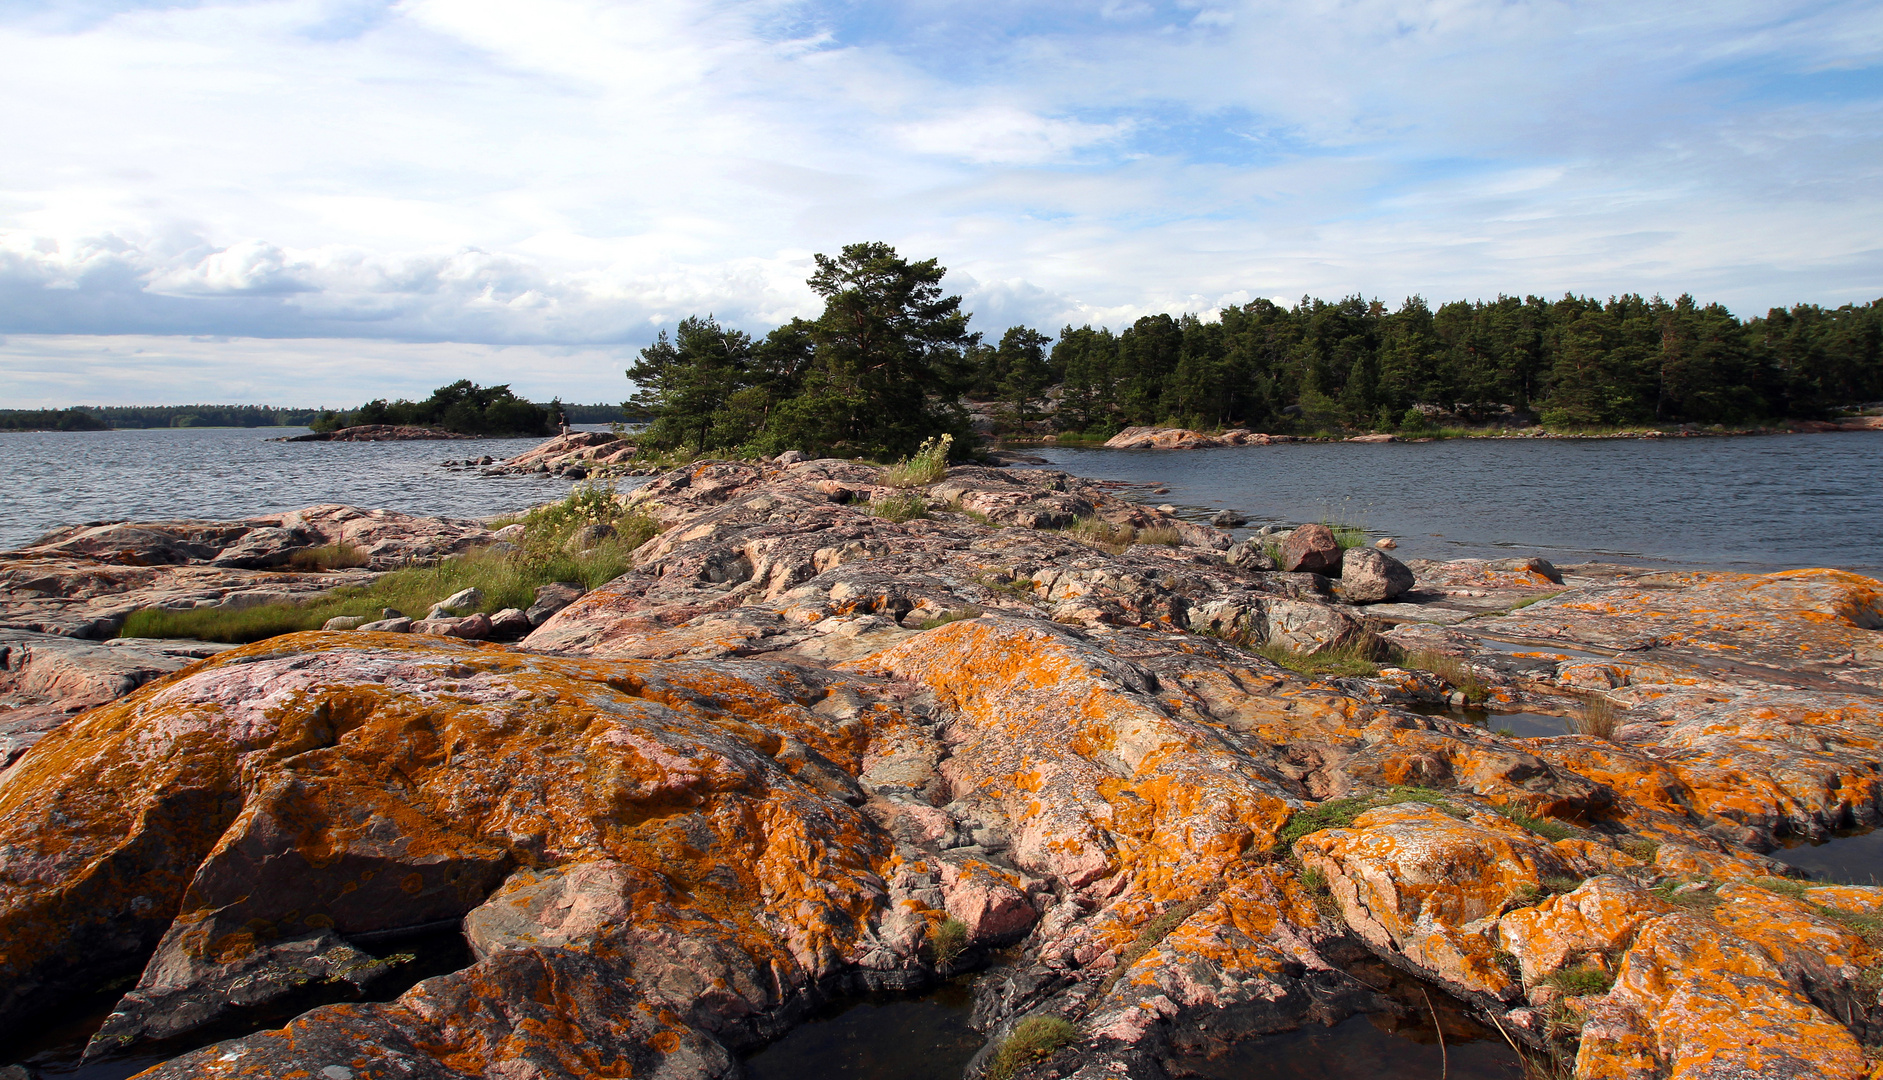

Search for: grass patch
xmin=944 ymin=498 xmax=995 ymax=526
xmin=924 ymin=917 xmax=968 ymax=967
xmin=976 ymin=572 xmax=1038 ymax=600
xmin=1063 ymin=516 xmax=1138 ymax=554
xmin=286 ymin=542 xmax=368 ymax=571
xmin=1617 ymin=835 xmax=1661 ymax=861
xmin=1505 ymin=590 xmax=1565 ymax=612
xmin=1541 ymin=964 xmax=1614 ymax=996
xmin=1300 ymin=866 xmax=1343 ymax=923
xmin=989 ymin=1016 xmax=1078 ymax=1080
xmin=1401 ymin=650 xmax=1489 ymax=703
xmin=1254 ymin=638 xmax=1381 ymax=678
xmin=1325 ymin=521 xmax=1367 ymax=550
xmin=1573 ymin=694 xmax=1620 ymax=739
xmin=867 ymin=490 xmax=930 ymax=522
xmin=1651 ymin=877 xmax=1723 ymax=911
xmin=1492 ymin=803 xmax=1579 ymax=842
xmin=1134 ymin=526 xmax=1183 ymax=547
xmin=118 ymin=486 xmax=662 ymax=644
xmin=919 ymin=607 xmax=984 ymax=630
xmin=1274 ymin=786 xmax=1462 ymax=850
xmin=881 ymin=434 xmax=953 ymax=488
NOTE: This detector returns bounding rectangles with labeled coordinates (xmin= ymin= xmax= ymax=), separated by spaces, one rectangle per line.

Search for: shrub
xmin=868 ymin=490 xmax=930 ymax=522
xmin=989 ymin=1017 xmax=1078 ymax=1080
xmin=1574 ymin=694 xmax=1620 ymax=739
xmin=1133 ymin=526 xmax=1183 ymax=547
xmin=1064 ymin=516 xmax=1138 ymax=553
xmin=925 ymin=917 xmax=968 ymax=966
xmin=881 ymin=433 xmax=953 ymax=488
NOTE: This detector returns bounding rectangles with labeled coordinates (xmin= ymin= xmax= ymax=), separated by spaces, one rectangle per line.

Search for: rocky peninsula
xmin=2 ymin=452 xmax=1882 ymax=1080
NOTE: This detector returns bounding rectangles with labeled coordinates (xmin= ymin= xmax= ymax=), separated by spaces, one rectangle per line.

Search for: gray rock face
xmin=1280 ymin=523 xmax=1342 ymax=574
xmin=427 ymin=587 xmax=485 ymax=619
xmin=0 ymin=629 xmax=233 ymax=722
xmin=1338 ymin=547 xmax=1416 ymax=603
xmin=525 ymin=582 xmax=585 ymax=626
xmin=357 ymin=616 xmax=413 ymax=633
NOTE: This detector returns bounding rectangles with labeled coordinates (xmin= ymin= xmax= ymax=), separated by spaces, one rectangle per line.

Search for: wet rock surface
xmin=2 ymin=458 xmax=1881 ymax=1080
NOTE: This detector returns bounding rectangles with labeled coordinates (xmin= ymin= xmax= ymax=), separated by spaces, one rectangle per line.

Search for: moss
xmin=919 ymin=607 xmax=984 ymax=631
xmin=1491 ymin=803 xmax=1579 ymax=843
xmin=989 ymin=1016 xmax=1078 ymax=1080
xmin=1275 ymin=786 xmax=1461 ymax=849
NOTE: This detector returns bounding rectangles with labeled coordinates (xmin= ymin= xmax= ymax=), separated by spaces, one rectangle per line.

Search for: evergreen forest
xmin=626 ymin=242 xmax=1883 ymax=458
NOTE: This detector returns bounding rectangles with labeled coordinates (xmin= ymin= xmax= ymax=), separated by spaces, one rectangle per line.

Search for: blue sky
xmin=1 ymin=0 xmax=1880 ymax=406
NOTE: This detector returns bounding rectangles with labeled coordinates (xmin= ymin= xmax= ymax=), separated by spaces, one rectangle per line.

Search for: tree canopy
xmin=627 ymin=242 xmax=975 ymax=459
xmin=629 ymin=249 xmax=1883 ymax=450
xmin=328 ymin=381 xmax=554 ymax=437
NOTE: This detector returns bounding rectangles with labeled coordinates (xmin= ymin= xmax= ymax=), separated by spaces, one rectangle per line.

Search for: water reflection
xmin=1172 ymin=1013 xmax=1526 ymax=1079
xmin=1772 ymin=828 xmax=1883 ymax=886
xmin=1412 ymin=704 xmax=1573 ymax=739
xmin=742 ymin=979 xmax=984 ymax=1080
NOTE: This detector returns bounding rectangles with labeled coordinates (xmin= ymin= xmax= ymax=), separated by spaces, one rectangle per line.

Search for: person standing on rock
xmin=558 ymin=409 xmax=570 ymax=436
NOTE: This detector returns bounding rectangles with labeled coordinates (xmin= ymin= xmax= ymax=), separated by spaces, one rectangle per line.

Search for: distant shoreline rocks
xmin=278 ymin=424 xmax=478 ymax=442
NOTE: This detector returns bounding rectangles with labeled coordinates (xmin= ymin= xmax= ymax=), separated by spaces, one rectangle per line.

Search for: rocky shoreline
xmin=3 ymin=451 xmax=1882 ymax=1080
xmin=1092 ymin=418 xmax=1883 ymax=450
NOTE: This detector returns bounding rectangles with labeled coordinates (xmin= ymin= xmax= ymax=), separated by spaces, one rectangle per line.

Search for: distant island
xmin=0 ymin=393 xmax=636 ymax=434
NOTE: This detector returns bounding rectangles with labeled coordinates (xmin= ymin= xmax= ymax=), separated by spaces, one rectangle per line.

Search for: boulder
xmin=525 ymin=582 xmax=585 ymax=626
xmin=426 ymin=586 xmax=484 ymax=619
xmin=355 ymin=616 xmax=412 ymax=633
xmin=1279 ymin=523 xmax=1342 ymax=574
xmin=321 ymin=615 xmax=368 ymax=631
xmin=1338 ymin=547 xmax=1415 ymax=603
xmin=1226 ymin=539 xmax=1278 ymax=572
xmin=1210 ymin=510 xmax=1248 ymax=528
xmin=488 ymin=608 xmax=534 ymax=639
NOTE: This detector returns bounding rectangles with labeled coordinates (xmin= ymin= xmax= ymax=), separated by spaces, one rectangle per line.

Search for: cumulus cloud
xmin=0 ymin=0 xmax=1878 ymax=403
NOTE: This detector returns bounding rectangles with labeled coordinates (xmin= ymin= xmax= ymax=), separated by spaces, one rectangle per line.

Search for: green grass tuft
xmin=1274 ymin=786 xmax=1461 ymax=849
xmin=1492 ymin=803 xmax=1579 ymax=842
xmin=1401 ymin=650 xmax=1489 ymax=703
xmin=1541 ymin=964 xmax=1614 ymax=996
xmin=918 ymin=607 xmax=984 ymax=631
xmin=1253 ymin=638 xmax=1382 ymax=678
xmin=867 ymin=490 xmax=930 ymax=522
xmin=118 ymin=486 xmax=662 ymax=644
xmin=989 ymin=1017 xmax=1078 ymax=1080
xmin=925 ymin=917 xmax=968 ymax=966
xmin=881 ymin=434 xmax=953 ymax=488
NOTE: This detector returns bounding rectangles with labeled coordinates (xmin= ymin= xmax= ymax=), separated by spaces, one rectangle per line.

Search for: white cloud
xmin=0 ymin=0 xmax=1878 ymax=404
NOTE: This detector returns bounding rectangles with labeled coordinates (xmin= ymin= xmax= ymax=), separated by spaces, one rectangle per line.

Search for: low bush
xmin=989 ymin=1017 xmax=1078 ymax=1080
xmin=881 ymin=434 xmax=953 ymax=488
xmin=1133 ymin=526 xmax=1183 ymax=547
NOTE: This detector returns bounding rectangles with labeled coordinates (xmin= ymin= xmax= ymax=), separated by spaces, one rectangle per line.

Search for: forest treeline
xmin=626 ymin=241 xmax=1883 ymax=458
xmin=312 ymin=381 xmax=554 ymax=437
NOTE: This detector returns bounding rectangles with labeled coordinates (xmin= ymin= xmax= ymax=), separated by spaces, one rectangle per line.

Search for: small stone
xmin=526 ymin=582 xmax=585 ymax=626
xmin=775 ymin=450 xmax=806 ymax=465
xmin=321 ymin=616 xmax=368 ymax=631
xmin=1157 ymin=504 xmax=1177 ymax=513
xmin=1210 ymin=510 xmax=1248 ymax=528
xmin=489 ymin=608 xmax=533 ymax=639
xmin=1375 ymin=537 xmax=1398 ymax=550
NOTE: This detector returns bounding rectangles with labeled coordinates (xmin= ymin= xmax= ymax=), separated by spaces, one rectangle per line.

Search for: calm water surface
xmin=1033 ymin=431 xmax=1883 ymax=571
xmin=0 ymin=426 xmax=597 ymax=548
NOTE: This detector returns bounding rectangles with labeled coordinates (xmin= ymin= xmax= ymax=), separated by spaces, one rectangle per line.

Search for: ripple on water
xmin=1772 ymin=828 xmax=1883 ymax=886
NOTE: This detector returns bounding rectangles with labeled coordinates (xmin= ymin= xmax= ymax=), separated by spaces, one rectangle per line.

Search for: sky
xmin=1 ymin=0 xmax=1880 ymax=408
